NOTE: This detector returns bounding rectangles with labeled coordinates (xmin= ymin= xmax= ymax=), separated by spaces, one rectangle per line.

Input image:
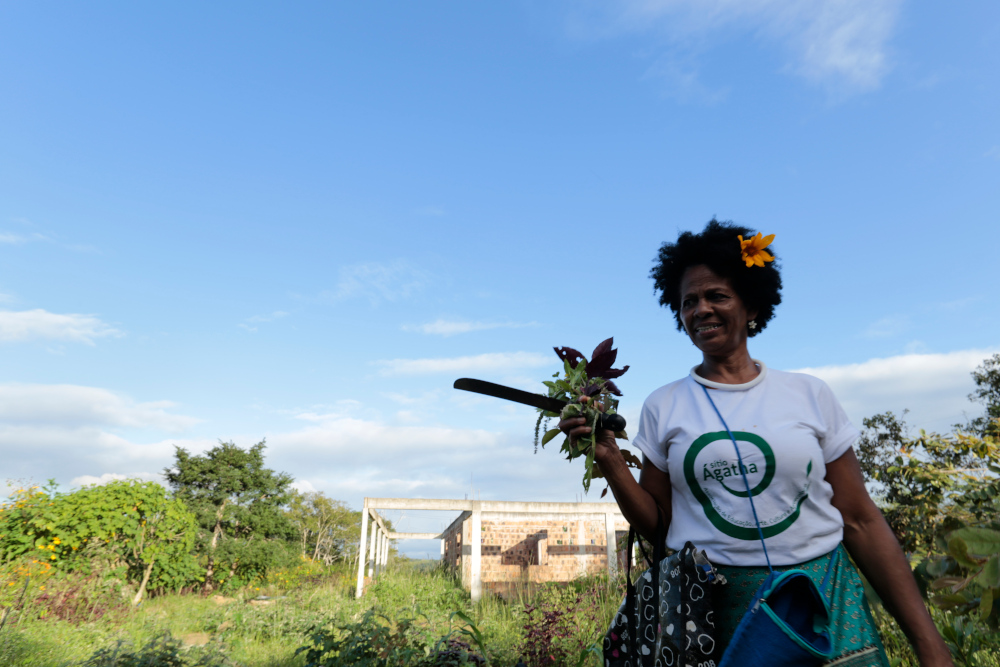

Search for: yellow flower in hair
xmin=739 ymin=233 xmax=775 ymax=268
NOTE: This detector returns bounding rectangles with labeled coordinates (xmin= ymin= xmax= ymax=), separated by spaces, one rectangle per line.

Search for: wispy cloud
xmin=860 ymin=314 xmax=910 ymax=338
xmin=403 ymin=319 xmax=538 ymax=337
xmin=575 ymin=0 xmax=901 ymax=94
xmin=318 ymin=261 xmax=430 ymax=305
xmin=0 ymin=218 xmax=51 ymax=244
xmin=247 ymin=311 xmax=289 ymax=323
xmin=642 ymin=54 xmax=731 ymax=104
xmin=239 ymin=310 xmax=290 ymax=332
xmin=375 ymin=352 xmax=555 ymax=376
xmin=0 ymin=309 xmax=123 ymax=344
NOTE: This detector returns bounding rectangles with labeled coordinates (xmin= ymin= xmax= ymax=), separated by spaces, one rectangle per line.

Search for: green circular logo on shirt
xmin=683 ymin=431 xmax=807 ymax=540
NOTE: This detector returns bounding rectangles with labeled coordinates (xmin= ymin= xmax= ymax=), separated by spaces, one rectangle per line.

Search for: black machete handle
xmin=598 ymin=413 xmax=626 ymax=432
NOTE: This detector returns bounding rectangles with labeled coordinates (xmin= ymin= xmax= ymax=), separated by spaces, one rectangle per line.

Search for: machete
xmin=453 ymin=378 xmax=626 ymax=432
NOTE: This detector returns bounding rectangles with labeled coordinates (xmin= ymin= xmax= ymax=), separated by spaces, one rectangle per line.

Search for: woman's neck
xmin=695 ymin=350 xmax=759 ymax=385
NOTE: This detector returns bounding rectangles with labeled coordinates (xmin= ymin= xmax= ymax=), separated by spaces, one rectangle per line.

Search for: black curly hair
xmin=650 ymin=219 xmax=782 ymax=337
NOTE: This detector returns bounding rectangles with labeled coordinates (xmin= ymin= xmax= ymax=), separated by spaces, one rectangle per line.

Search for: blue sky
xmin=1 ymin=1 xmax=998 ymax=557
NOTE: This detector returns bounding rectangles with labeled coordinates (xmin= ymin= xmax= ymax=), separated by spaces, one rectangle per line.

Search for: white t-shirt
xmin=631 ymin=362 xmax=858 ymax=566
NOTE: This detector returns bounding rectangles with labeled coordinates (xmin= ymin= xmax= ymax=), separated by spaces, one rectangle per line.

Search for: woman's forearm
xmin=596 ymin=448 xmax=670 ymax=543
xmin=843 ymin=510 xmax=953 ymax=665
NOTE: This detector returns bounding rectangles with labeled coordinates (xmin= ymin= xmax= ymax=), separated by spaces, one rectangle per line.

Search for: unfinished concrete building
xmin=357 ymin=498 xmax=629 ymax=601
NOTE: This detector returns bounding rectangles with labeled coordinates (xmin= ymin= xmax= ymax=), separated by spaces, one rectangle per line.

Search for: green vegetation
xmin=1 ymin=355 xmax=1000 ymax=665
xmin=165 ymin=440 xmax=298 ymax=591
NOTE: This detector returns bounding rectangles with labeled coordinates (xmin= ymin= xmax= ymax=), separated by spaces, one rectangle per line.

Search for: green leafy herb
xmin=532 ymin=338 xmax=641 ymax=492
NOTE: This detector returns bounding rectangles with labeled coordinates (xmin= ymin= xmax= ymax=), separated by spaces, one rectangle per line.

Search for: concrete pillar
xmin=605 ymin=513 xmax=618 ymax=578
xmin=470 ymin=505 xmax=482 ymax=602
xmin=368 ymin=512 xmax=378 ymax=578
xmin=355 ymin=505 xmax=370 ymax=598
xmin=380 ymin=531 xmax=389 ymax=569
xmin=440 ymin=539 xmax=445 ymax=559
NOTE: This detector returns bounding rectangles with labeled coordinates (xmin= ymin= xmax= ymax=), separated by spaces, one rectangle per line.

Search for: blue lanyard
xmin=701 ymin=383 xmax=773 ymax=574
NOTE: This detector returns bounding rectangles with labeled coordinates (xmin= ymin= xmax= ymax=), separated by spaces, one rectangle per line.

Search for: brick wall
xmin=440 ymin=513 xmax=630 ymax=591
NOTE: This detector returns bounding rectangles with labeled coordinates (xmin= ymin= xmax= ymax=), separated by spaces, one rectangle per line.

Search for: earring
xmin=748 ymin=320 xmax=757 ymax=330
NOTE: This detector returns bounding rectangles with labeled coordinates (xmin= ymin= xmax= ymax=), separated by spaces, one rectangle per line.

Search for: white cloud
xmin=375 ymin=352 xmax=555 ymax=376
xmin=0 ymin=309 xmax=123 ymax=344
xmin=291 ymin=479 xmax=317 ymax=494
xmin=0 ymin=384 xmax=201 ymax=432
xmin=583 ymin=0 xmax=901 ymax=93
xmin=70 ymin=472 xmax=160 ymax=488
xmin=794 ymin=348 xmax=998 ymax=433
xmin=403 ymin=319 xmax=538 ymax=336
xmin=318 ymin=261 xmax=429 ymax=305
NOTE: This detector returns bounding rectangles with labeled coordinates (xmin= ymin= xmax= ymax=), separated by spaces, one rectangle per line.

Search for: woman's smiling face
xmin=679 ymin=265 xmax=757 ymax=357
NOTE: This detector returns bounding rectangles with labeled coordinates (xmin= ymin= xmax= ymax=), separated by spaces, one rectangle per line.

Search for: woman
xmin=560 ymin=220 xmax=952 ymax=666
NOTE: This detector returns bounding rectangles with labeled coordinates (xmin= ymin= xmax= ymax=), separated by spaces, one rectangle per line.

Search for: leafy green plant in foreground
xmin=923 ymin=527 xmax=1000 ymax=630
xmin=295 ymin=607 xmax=431 ymax=667
xmin=77 ymin=632 xmax=233 ymax=667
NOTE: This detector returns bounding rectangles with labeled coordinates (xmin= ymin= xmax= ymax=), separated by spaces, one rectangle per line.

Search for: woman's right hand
xmin=558 ymin=414 xmax=621 ymax=466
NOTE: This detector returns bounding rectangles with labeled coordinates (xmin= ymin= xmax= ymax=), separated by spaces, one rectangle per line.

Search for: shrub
xmin=0 ymin=479 xmax=201 ymax=602
xmin=296 ymin=608 xmax=432 ymax=667
xmin=77 ymin=633 xmax=233 ymax=667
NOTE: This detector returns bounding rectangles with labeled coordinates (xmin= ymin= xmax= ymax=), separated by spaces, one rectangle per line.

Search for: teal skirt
xmin=714 ymin=544 xmax=890 ymax=667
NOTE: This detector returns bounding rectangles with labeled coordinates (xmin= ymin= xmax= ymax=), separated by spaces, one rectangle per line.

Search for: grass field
xmin=1 ymin=558 xmax=997 ymax=666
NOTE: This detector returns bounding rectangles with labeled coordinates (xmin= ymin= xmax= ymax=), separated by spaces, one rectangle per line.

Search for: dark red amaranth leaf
xmin=588 ymin=351 xmax=617 ymax=378
xmin=600 ymin=365 xmax=629 ymax=380
xmin=553 ymin=346 xmax=585 ymax=368
xmin=603 ymin=380 xmax=622 ymax=396
xmin=591 ymin=337 xmax=614 ymax=361
xmin=586 ymin=337 xmax=629 ymax=380
xmin=581 ymin=384 xmax=603 ymax=396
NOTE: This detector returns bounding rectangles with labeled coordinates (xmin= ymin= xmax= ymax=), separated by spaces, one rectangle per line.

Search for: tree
xmin=163 ymin=439 xmax=296 ymax=590
xmin=857 ymin=412 xmax=997 ymax=552
xmin=285 ymin=491 xmax=360 ymax=564
xmin=960 ymin=353 xmax=1000 ymax=439
xmin=855 ymin=355 xmax=1000 ymax=628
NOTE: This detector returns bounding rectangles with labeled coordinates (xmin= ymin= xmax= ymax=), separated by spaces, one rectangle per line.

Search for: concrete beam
xmin=470 ymin=509 xmax=482 ymax=603
xmin=355 ymin=507 xmax=370 ymax=598
xmin=442 ymin=511 xmax=471 ymax=537
xmin=369 ymin=508 xmax=390 ymax=536
xmin=477 ymin=511 xmax=625 ymax=522
xmin=367 ymin=514 xmax=378 ymax=578
xmin=365 ymin=497 xmax=624 ymax=514
xmin=388 ymin=532 xmax=441 ymax=540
